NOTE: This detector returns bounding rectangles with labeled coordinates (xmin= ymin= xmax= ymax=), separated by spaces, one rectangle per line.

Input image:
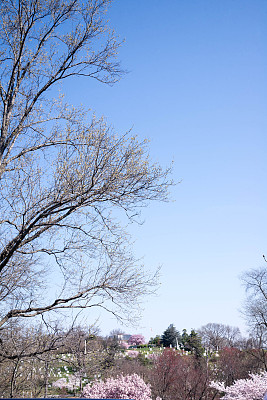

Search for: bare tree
xmin=241 ymin=266 xmax=267 ymax=331
xmin=0 ymin=0 xmax=172 ymax=330
xmin=239 ymin=329 xmax=267 ymax=372
xmin=0 ymin=321 xmax=66 ymax=397
xmin=241 ymin=266 xmax=267 ymax=369
xmin=198 ymin=323 xmax=242 ymax=352
xmin=62 ymin=325 xmax=103 ymax=391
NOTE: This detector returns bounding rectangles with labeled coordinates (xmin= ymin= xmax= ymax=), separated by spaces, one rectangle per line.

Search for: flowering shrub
xmin=147 ymin=352 xmax=159 ymax=361
xmin=210 ymin=371 xmax=267 ymax=400
xmin=126 ymin=350 xmax=139 ymax=358
xmin=83 ymin=373 xmax=152 ymax=400
xmin=128 ymin=334 xmax=146 ymax=346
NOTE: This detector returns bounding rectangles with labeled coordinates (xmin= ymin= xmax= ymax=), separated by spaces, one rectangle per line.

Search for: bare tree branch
xmin=0 ymin=0 xmax=173 ymax=333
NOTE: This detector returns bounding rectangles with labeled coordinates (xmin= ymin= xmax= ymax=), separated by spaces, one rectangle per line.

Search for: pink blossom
xmin=120 ymin=340 xmax=129 ymax=349
xmin=210 ymin=371 xmax=267 ymax=400
xmin=126 ymin=350 xmax=139 ymax=358
xmin=147 ymin=353 xmax=159 ymax=361
xmin=128 ymin=334 xmax=146 ymax=346
xmin=83 ymin=373 xmax=152 ymax=400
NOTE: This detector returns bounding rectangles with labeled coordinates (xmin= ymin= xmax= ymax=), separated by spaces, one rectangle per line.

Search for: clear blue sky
xmin=65 ymin=0 xmax=267 ymax=340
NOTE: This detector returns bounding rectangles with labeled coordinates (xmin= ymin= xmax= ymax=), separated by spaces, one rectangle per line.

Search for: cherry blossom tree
xmin=83 ymin=373 xmax=152 ymax=400
xmin=210 ymin=371 xmax=267 ymax=400
xmin=128 ymin=335 xmax=146 ymax=346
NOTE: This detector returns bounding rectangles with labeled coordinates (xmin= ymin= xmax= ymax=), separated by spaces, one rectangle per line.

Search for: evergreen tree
xmin=161 ymin=324 xmax=180 ymax=348
xmin=180 ymin=329 xmax=204 ymax=357
xmin=149 ymin=335 xmax=162 ymax=347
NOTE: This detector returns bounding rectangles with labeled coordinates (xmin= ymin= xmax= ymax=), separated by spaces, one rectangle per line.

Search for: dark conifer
xmin=161 ymin=324 xmax=180 ymax=348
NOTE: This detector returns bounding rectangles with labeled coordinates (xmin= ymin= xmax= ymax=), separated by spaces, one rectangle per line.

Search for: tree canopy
xmin=179 ymin=329 xmax=204 ymax=357
xmin=0 ymin=0 xmax=172 ymax=333
xmin=161 ymin=324 xmax=180 ymax=348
